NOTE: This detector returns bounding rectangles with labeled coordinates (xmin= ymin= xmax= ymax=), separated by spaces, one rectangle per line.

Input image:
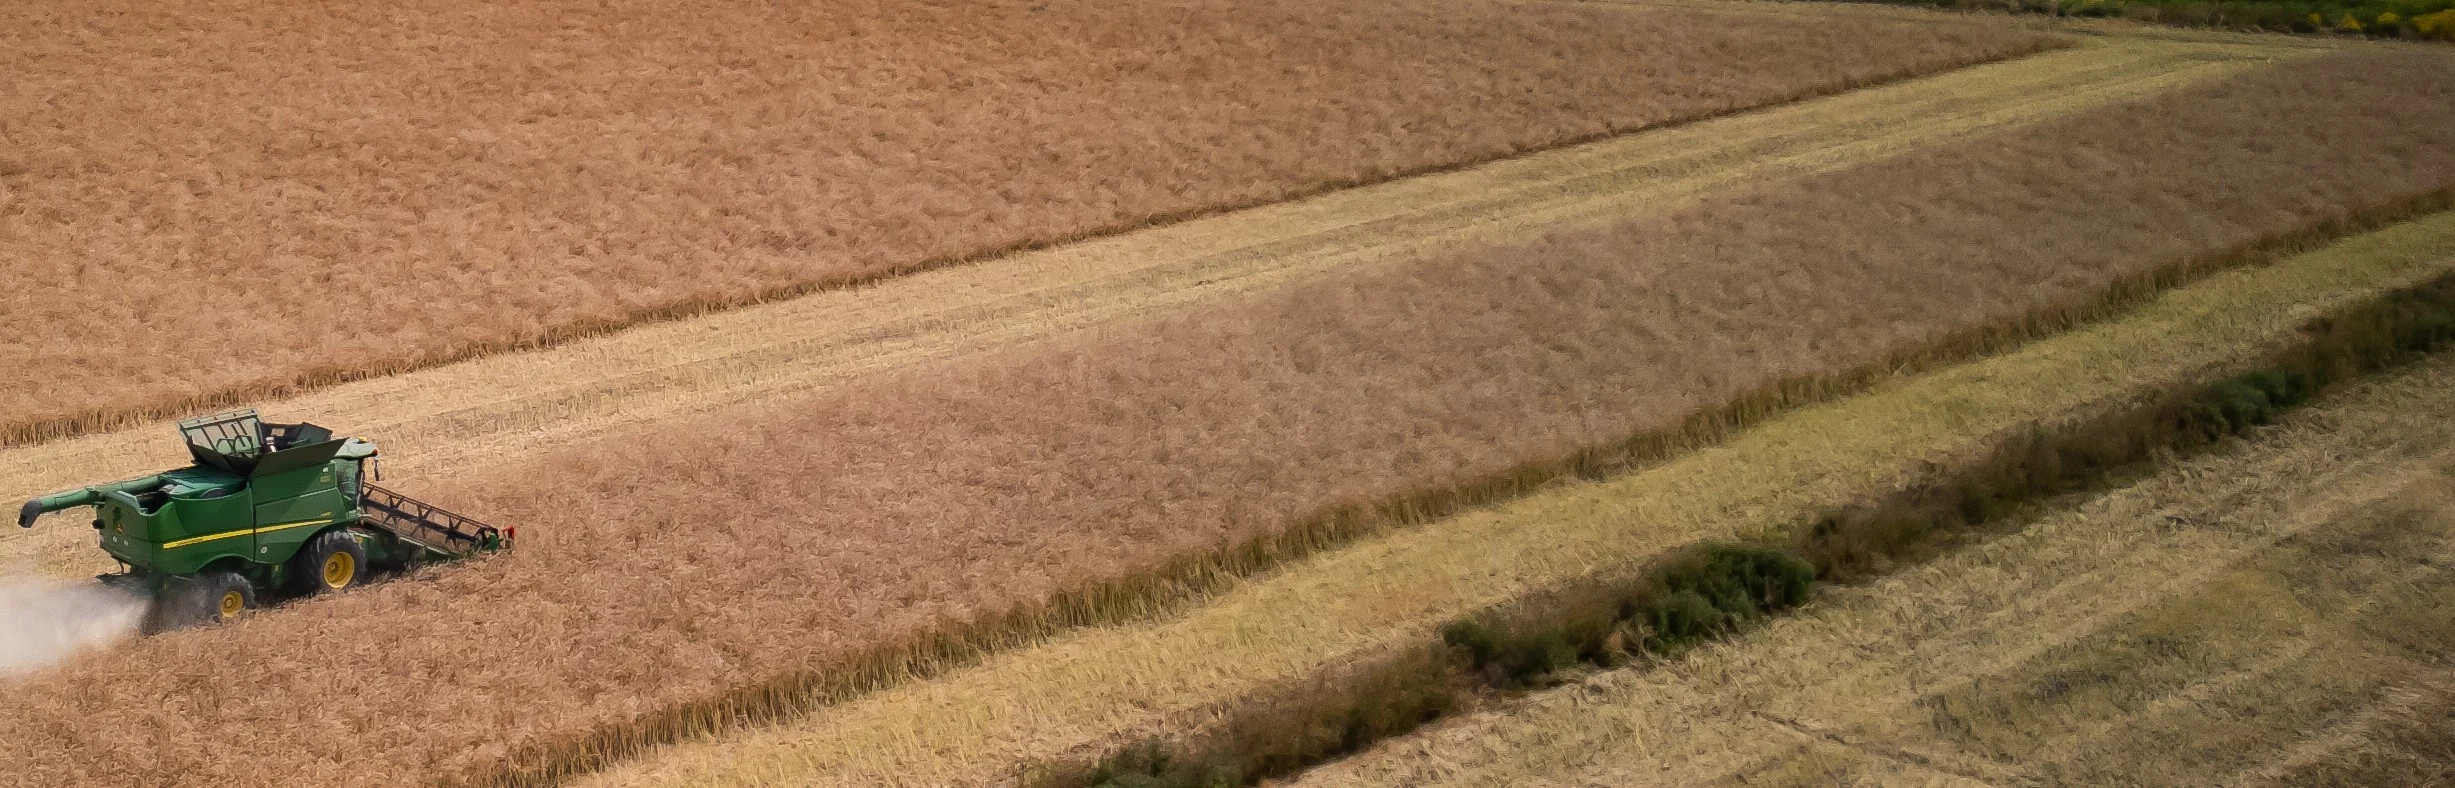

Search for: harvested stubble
xmin=2284 ymin=670 xmax=2455 ymax=786
xmin=0 ymin=0 xmax=2055 ymax=447
xmin=5 ymin=49 xmax=2455 ymax=788
xmin=1291 ymin=355 xmax=2455 ymax=788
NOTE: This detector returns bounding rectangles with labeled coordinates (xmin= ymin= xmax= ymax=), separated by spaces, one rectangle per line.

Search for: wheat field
xmin=0 ymin=46 xmax=2450 ymax=787
xmin=0 ymin=0 xmax=2054 ymax=446
xmin=0 ymin=33 xmax=2278 ymax=582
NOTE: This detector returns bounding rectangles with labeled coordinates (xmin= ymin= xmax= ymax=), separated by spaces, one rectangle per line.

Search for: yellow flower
xmin=2310 ymin=11 xmax=2327 ymax=24
xmin=2338 ymin=12 xmax=2367 ymax=29
xmin=2377 ymin=10 xmax=2402 ymax=24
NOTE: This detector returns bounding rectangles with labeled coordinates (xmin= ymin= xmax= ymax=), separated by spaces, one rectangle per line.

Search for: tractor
xmin=15 ymin=409 xmax=510 ymax=631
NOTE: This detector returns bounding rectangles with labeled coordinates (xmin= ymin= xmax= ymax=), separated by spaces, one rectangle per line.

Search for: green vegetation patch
xmin=1862 ymin=0 xmax=2455 ymax=39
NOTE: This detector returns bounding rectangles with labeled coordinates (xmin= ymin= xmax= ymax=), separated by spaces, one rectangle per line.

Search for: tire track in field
xmin=1287 ymin=355 xmax=2455 ymax=788
xmin=0 ymin=35 xmax=2294 ymax=581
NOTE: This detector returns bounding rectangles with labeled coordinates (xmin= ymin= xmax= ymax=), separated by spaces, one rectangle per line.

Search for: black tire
xmin=146 ymin=571 xmax=254 ymax=633
xmin=290 ymin=529 xmax=369 ymax=595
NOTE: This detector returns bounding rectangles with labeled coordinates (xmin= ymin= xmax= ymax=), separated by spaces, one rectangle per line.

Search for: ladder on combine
xmin=359 ymin=484 xmax=510 ymax=559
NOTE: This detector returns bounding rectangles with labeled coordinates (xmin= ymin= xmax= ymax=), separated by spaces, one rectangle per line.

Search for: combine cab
xmin=15 ymin=409 xmax=511 ymax=631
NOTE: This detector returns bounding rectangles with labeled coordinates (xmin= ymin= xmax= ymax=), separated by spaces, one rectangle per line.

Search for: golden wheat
xmin=2 ymin=47 xmax=2452 ymax=788
xmin=0 ymin=0 xmax=2053 ymax=446
xmin=0 ymin=33 xmax=2273 ymax=584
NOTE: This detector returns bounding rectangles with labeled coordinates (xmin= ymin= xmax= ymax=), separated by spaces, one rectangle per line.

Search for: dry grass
xmin=578 ymin=213 xmax=2455 ymax=787
xmin=2282 ymin=670 xmax=2455 ymax=786
xmin=0 ymin=0 xmax=2054 ymax=447
xmin=1292 ymin=354 xmax=2455 ymax=788
xmin=4 ymin=48 xmax=2455 ymax=787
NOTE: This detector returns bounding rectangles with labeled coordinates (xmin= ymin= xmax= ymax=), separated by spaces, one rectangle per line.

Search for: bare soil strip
xmin=1286 ymin=341 xmax=2455 ymax=788
xmin=0 ymin=35 xmax=2282 ymax=580
xmin=565 ymin=208 xmax=2455 ymax=787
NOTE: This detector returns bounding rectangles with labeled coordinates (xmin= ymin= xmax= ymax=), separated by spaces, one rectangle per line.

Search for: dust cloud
xmin=0 ymin=578 xmax=145 ymax=677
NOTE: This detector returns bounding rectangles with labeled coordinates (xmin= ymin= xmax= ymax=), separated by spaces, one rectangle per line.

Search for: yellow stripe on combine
xmin=158 ymin=530 xmax=250 ymax=550
xmin=251 ymin=519 xmax=330 ymax=537
xmin=159 ymin=518 xmax=332 ymax=550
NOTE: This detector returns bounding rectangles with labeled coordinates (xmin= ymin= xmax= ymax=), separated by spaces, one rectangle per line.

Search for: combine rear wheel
xmin=146 ymin=571 xmax=254 ymax=633
xmin=290 ymin=529 xmax=368 ymax=595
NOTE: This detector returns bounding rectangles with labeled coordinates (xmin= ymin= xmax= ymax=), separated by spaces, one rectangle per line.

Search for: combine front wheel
xmin=290 ymin=529 xmax=368 ymax=595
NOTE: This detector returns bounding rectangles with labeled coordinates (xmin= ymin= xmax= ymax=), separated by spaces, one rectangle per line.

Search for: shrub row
xmin=1019 ymin=545 xmax=1820 ymax=788
xmin=1857 ymin=0 xmax=2455 ymax=39
xmin=1439 ymin=544 xmax=1816 ymax=688
xmin=1033 ymin=268 xmax=2455 ymax=788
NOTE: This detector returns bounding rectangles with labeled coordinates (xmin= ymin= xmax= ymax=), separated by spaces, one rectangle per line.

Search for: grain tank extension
xmin=17 ymin=409 xmax=512 ymax=631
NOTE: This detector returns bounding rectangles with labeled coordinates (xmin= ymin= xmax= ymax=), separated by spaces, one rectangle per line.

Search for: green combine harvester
xmin=15 ymin=409 xmax=511 ymax=631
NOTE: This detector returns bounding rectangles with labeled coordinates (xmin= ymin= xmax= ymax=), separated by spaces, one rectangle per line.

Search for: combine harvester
xmin=15 ymin=409 xmax=510 ymax=631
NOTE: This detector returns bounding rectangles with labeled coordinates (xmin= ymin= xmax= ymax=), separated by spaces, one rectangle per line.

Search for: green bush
xmin=1437 ymin=620 xmax=1502 ymax=665
xmin=1442 ymin=544 xmax=1816 ymax=684
xmin=1439 ymin=620 xmax=1577 ymax=686
xmin=2421 ymin=8 xmax=2455 ymax=37
xmin=2215 ymin=377 xmax=2280 ymax=429
xmin=1661 ymin=544 xmax=1817 ymax=620
xmin=1643 ymin=590 xmax=1727 ymax=645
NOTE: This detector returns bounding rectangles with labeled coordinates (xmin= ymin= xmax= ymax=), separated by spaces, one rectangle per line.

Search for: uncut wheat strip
xmin=0 ymin=33 xmax=2273 ymax=580
xmin=572 ymin=213 xmax=2455 ymax=788
xmin=1290 ymin=349 xmax=2455 ymax=788
xmin=0 ymin=0 xmax=2058 ymax=445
